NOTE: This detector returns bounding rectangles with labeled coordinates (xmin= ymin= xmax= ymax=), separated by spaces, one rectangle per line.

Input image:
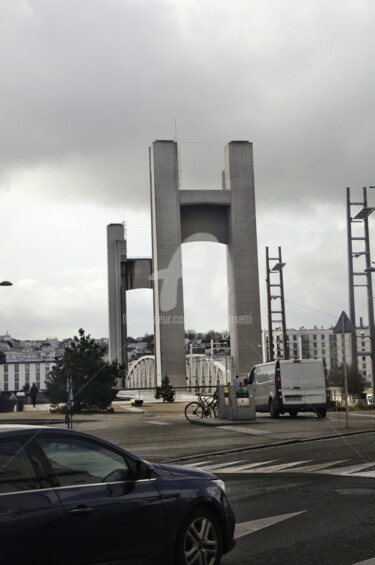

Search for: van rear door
xmin=280 ymin=360 xmax=326 ymax=408
xmin=279 ymin=361 xmax=304 ymax=405
xmin=301 ymin=360 xmax=326 ymax=406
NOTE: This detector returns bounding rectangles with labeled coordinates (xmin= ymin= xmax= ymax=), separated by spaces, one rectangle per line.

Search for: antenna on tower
xmin=174 ymin=118 xmax=178 ymax=142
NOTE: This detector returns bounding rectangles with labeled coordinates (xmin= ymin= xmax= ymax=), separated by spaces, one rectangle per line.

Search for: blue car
xmin=0 ymin=425 xmax=235 ymax=564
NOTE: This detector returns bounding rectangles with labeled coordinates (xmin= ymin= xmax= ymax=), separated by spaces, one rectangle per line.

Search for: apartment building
xmin=263 ymin=325 xmax=372 ymax=383
xmin=0 ymin=334 xmax=109 ymax=392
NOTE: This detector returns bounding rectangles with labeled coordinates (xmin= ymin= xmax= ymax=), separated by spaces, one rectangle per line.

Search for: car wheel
xmin=175 ymin=506 xmax=222 ymax=565
xmin=317 ymin=408 xmax=327 ymax=418
xmin=288 ymin=409 xmax=298 ymax=418
xmin=269 ymin=400 xmax=280 ymax=419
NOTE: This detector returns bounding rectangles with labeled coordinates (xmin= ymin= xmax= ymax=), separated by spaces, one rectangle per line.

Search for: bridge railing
xmin=127 ymin=354 xmax=234 ymax=391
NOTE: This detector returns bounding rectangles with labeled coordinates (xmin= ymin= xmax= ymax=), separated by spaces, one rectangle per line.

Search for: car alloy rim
xmin=184 ymin=516 xmax=218 ymax=565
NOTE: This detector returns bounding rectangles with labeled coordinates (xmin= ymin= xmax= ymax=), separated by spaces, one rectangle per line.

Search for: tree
xmin=328 ymin=363 xmax=365 ymax=396
xmin=203 ymin=329 xmax=221 ymax=342
xmin=155 ymin=375 xmax=175 ymax=402
xmin=185 ymin=329 xmax=197 ymax=340
xmin=46 ymin=329 xmax=123 ymax=412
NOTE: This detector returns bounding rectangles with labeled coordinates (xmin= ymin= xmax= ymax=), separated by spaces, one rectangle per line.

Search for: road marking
xmin=217 ymin=425 xmax=272 ymax=435
xmin=316 ymin=462 xmax=375 ymax=475
xmin=203 ymin=460 xmax=248 ymax=471
xmin=235 ymin=511 xmax=306 ymax=539
xmin=346 ymin=413 xmax=375 ymax=418
xmin=353 ymin=558 xmax=375 ymax=564
xmin=249 ymin=460 xmax=312 ymax=473
xmin=351 ymin=470 xmax=375 ymax=478
xmin=145 ymin=421 xmax=171 ymax=425
xmin=123 ymin=406 xmax=145 ymax=413
xmin=288 ymin=460 xmax=348 ymax=473
xmin=189 ymin=461 xmax=214 ymax=468
xmin=204 ymin=458 xmax=375 ymax=478
xmin=204 ymin=461 xmax=278 ymax=473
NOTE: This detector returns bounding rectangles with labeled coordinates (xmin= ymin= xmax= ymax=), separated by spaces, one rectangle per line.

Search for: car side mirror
xmin=136 ymin=460 xmax=153 ymax=480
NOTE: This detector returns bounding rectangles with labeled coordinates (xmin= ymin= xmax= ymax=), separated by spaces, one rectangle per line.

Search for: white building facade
xmin=263 ymin=326 xmax=372 ymax=383
xmin=0 ymin=358 xmax=54 ymax=392
xmin=0 ymin=334 xmax=109 ymax=392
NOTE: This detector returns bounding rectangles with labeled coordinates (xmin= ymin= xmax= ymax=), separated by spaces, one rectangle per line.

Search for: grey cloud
xmin=2 ymin=0 xmax=375 ymax=339
xmin=1 ymin=0 xmax=374 ymax=210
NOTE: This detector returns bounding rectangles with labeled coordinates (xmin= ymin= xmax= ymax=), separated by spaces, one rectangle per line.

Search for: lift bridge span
xmin=126 ymin=354 xmax=234 ymax=391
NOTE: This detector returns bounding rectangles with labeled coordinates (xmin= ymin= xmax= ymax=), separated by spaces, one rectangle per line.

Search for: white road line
xmin=353 ymin=558 xmax=375 ymax=564
xmin=316 ymin=462 xmax=375 ymax=475
xmin=346 ymin=413 xmax=375 ymax=418
xmin=288 ymin=460 xmax=348 ymax=473
xmin=235 ymin=511 xmax=306 ymax=539
xmin=203 ymin=460 xmax=248 ymax=471
xmin=217 ymin=425 xmax=272 ymax=435
xmin=188 ymin=461 xmax=214 ymax=468
xmin=200 ymin=458 xmax=375 ymax=477
xmin=209 ymin=461 xmax=278 ymax=473
xmin=145 ymin=421 xmax=171 ymax=425
xmin=351 ymin=470 xmax=375 ymax=478
xmin=252 ymin=460 xmax=312 ymax=473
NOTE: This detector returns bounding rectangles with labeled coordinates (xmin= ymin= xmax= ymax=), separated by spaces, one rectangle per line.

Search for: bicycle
xmin=184 ymin=390 xmax=218 ymax=422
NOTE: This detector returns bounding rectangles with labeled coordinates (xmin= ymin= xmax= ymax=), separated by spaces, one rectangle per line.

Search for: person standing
xmin=30 ymin=382 xmax=38 ymax=408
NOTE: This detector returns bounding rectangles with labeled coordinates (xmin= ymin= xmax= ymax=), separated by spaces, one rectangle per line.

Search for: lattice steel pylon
xmin=347 ymin=186 xmax=375 ymax=394
xmin=266 ymin=247 xmax=288 ymax=362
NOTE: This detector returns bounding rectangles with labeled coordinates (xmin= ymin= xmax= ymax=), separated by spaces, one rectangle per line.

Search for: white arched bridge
xmin=126 ymin=354 xmax=234 ymax=391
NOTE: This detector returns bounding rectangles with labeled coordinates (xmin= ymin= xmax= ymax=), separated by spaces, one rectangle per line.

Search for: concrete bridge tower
xmin=149 ymin=140 xmax=262 ymax=387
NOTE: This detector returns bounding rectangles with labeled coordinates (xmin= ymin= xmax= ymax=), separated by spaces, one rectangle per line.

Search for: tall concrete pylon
xmin=149 ymin=140 xmax=262 ymax=387
xmin=107 ymin=223 xmax=152 ymax=381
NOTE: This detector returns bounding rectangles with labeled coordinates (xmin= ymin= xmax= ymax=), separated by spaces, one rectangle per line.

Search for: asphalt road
xmin=191 ymin=434 xmax=375 ymax=565
xmin=4 ymin=402 xmax=375 ymax=564
xmin=67 ymin=406 xmax=375 ymax=565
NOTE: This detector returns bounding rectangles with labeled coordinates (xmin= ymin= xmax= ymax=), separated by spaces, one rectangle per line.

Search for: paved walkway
xmin=1 ymin=401 xmax=375 ymax=461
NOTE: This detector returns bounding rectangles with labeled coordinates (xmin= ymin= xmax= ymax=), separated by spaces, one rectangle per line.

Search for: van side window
xmin=255 ymin=366 xmax=271 ymax=385
xmin=249 ymin=369 xmax=255 ymax=384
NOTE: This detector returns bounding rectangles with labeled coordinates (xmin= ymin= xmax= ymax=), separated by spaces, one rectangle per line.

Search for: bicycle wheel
xmin=185 ymin=402 xmax=204 ymax=422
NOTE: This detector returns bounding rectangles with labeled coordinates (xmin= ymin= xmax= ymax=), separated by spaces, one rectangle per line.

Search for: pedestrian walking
xmin=9 ymin=392 xmax=17 ymax=411
xmin=30 ymin=382 xmax=38 ymax=408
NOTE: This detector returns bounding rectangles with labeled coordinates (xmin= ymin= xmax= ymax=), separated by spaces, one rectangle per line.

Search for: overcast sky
xmin=1 ymin=0 xmax=375 ymax=341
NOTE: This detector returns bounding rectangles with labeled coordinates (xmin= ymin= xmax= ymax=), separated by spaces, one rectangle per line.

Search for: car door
xmin=36 ymin=434 xmax=164 ymax=565
xmin=0 ymin=437 xmax=67 ymax=565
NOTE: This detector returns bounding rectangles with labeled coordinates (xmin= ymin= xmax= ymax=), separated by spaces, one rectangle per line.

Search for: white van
xmin=249 ymin=359 xmax=328 ymax=418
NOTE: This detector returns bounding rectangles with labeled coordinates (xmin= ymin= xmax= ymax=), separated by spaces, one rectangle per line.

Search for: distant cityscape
xmin=0 ymin=322 xmax=372 ymax=392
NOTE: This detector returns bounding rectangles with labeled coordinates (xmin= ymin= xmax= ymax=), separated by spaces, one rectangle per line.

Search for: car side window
xmin=37 ymin=437 xmax=130 ymax=487
xmin=0 ymin=440 xmax=42 ymax=494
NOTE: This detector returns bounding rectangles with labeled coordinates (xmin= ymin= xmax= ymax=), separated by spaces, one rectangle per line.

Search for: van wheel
xmin=317 ymin=408 xmax=326 ymax=418
xmin=269 ymin=401 xmax=280 ymax=419
xmin=288 ymin=409 xmax=298 ymax=418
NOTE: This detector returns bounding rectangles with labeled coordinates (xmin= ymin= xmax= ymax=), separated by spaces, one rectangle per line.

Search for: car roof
xmin=0 ymin=424 xmax=55 ymax=434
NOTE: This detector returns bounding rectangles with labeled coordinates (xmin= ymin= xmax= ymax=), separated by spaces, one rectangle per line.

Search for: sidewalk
xmin=1 ymin=401 xmax=375 ymax=442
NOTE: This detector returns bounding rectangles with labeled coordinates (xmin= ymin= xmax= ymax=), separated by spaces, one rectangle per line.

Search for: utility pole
xmin=266 ymin=247 xmax=288 ymax=361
